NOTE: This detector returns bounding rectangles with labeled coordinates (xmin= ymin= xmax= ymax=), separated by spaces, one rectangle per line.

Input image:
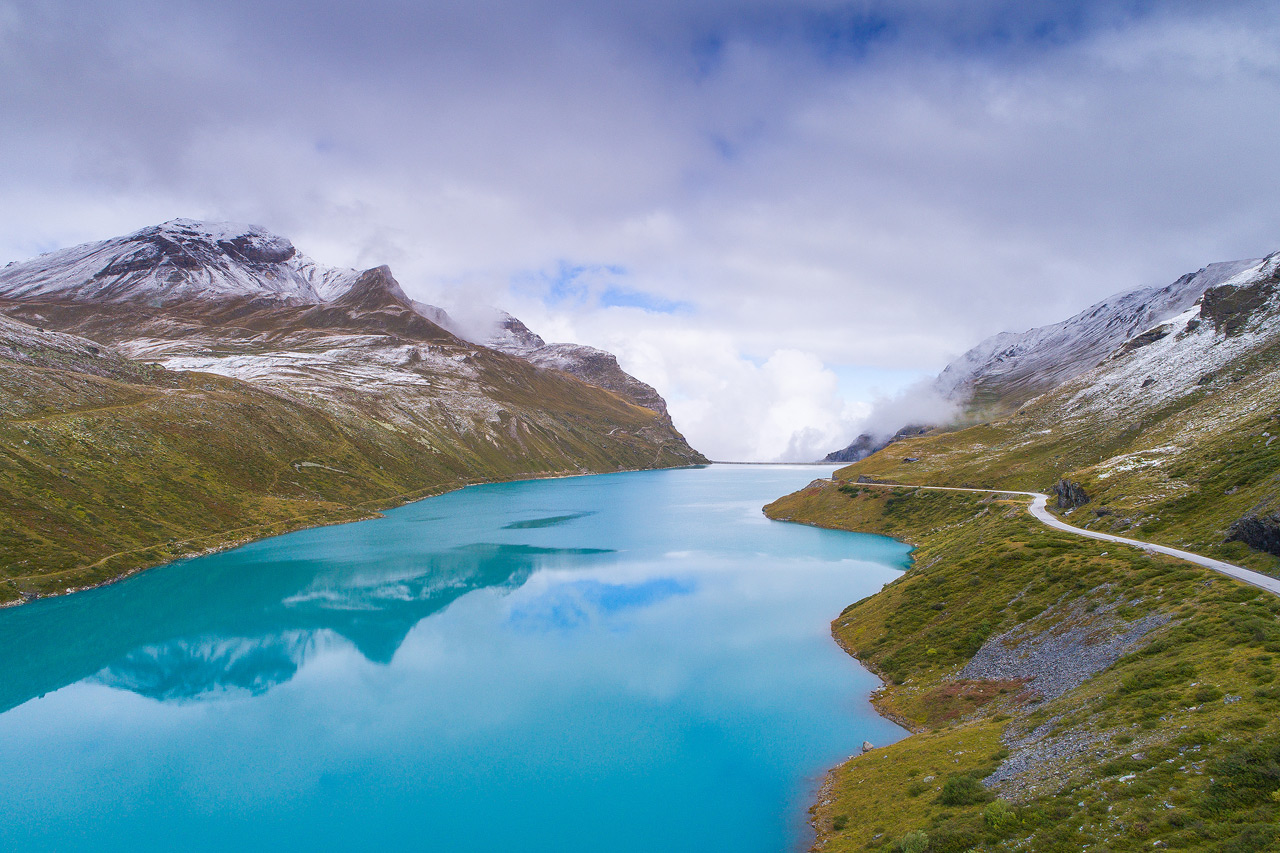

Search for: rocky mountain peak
xmin=330 ymin=265 xmax=414 ymax=313
xmin=932 ymin=256 xmax=1264 ymax=411
xmin=143 ymin=218 xmax=299 ymax=265
xmin=484 ymin=312 xmax=547 ymax=355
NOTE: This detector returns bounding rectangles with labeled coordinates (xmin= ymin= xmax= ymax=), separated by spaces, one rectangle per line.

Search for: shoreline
xmin=769 ymin=476 xmax=1280 ymax=850
xmin=3 ymin=462 xmax=708 ymax=609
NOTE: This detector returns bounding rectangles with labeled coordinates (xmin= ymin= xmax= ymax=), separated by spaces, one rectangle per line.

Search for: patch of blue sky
xmin=513 ymin=260 xmax=693 ymax=314
xmin=512 ymin=260 xmax=622 ymax=307
xmin=797 ymin=7 xmax=895 ymax=64
xmin=682 ymin=6 xmax=893 ymax=74
xmin=929 ymin=0 xmax=1158 ymax=56
xmin=599 ymin=287 xmax=694 ymax=315
xmin=680 ymin=1 xmax=1157 ymax=70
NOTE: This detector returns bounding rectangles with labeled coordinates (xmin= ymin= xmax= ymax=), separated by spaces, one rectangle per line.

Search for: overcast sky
xmin=3 ymin=0 xmax=1278 ymax=460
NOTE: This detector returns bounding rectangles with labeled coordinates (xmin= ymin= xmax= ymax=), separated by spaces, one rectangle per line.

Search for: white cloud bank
xmin=2 ymin=1 xmax=1279 ymax=460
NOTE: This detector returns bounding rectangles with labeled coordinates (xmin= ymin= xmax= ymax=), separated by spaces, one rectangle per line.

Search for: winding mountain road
xmin=856 ymin=482 xmax=1280 ymax=596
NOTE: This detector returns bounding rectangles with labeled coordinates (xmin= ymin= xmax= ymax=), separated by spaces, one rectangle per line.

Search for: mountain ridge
xmin=2 ymin=219 xmax=679 ymax=423
xmin=0 ymin=221 xmax=706 ymax=604
xmin=823 ymin=253 xmax=1269 ymax=462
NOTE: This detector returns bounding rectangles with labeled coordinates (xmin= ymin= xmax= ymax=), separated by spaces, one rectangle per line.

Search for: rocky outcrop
xmin=1053 ymin=479 xmax=1090 ymax=509
xmin=1226 ymin=513 xmax=1280 ymax=558
xmin=526 ymin=343 xmax=669 ymax=418
xmin=1200 ymin=253 xmax=1280 ymax=336
xmin=824 ymin=433 xmax=882 ymax=463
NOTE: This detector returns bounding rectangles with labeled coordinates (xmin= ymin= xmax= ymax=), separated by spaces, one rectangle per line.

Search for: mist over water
xmin=0 ymin=465 xmax=909 ymax=852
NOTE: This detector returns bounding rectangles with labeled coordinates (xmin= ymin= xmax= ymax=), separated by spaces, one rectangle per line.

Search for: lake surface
xmin=0 ymin=464 xmax=910 ymax=852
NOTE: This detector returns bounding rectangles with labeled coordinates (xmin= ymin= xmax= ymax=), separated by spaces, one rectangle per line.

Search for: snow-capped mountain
xmin=1053 ymin=251 xmax=1280 ymax=424
xmin=935 ymin=257 xmax=1263 ymax=410
xmin=0 ymin=219 xmax=362 ymax=305
xmin=0 ymin=221 xmax=707 ymax=607
xmin=823 ymin=250 xmax=1280 ymax=561
xmin=0 ymin=219 xmax=681 ymax=423
xmin=822 ymin=253 xmax=1269 ymax=463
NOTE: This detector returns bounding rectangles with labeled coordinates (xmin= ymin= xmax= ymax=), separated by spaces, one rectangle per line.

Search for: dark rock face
xmin=823 ymin=424 xmax=932 ymax=463
xmin=824 ymin=433 xmax=881 ymax=463
xmin=1054 ymin=479 xmax=1090 ymax=509
xmin=527 ymin=344 xmax=669 ymax=417
xmin=219 ymin=233 xmax=297 ymax=265
xmin=1201 ymin=257 xmax=1280 ymax=336
xmin=1115 ymin=325 xmax=1170 ymax=355
xmin=1226 ymin=513 xmax=1280 ymax=558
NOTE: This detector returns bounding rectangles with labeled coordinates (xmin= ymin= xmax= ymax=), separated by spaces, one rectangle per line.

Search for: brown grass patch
xmin=917 ymin=678 xmax=1033 ymax=726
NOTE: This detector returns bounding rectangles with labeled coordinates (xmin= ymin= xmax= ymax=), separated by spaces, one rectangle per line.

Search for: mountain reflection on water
xmin=1 ymin=540 xmax=615 ymax=710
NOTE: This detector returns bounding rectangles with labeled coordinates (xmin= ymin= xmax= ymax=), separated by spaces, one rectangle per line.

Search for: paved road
xmin=852 ymin=482 xmax=1280 ymax=596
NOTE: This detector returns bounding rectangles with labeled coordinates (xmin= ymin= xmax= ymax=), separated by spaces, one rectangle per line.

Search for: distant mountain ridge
xmin=0 ymin=219 xmax=706 ymax=604
xmin=0 ymin=218 xmax=673 ymax=419
xmin=823 ymin=254 xmax=1269 ymax=462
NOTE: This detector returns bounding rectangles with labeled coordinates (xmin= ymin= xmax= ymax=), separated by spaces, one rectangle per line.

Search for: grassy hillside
xmin=839 ymin=332 xmax=1280 ymax=578
xmin=767 ymin=483 xmax=1280 ymax=852
xmin=0 ymin=316 xmax=702 ymax=604
xmin=764 ymin=270 xmax=1280 ymax=849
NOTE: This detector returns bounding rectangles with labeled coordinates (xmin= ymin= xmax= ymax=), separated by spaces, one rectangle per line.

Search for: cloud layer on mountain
xmin=3 ymin=0 xmax=1279 ymax=459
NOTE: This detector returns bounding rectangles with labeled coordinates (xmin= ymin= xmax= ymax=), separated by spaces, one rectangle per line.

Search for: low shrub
xmin=896 ymin=829 xmax=928 ymax=853
xmin=938 ymin=774 xmax=993 ymax=806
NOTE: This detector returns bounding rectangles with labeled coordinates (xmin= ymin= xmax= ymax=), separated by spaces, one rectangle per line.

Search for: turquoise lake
xmin=0 ymin=464 xmax=911 ymax=851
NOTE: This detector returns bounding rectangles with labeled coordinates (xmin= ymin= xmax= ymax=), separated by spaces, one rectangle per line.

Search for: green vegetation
xmin=767 ymin=483 xmax=1280 ymax=851
xmin=836 ymin=337 xmax=1280 ymax=577
xmin=0 ymin=323 xmax=702 ymax=603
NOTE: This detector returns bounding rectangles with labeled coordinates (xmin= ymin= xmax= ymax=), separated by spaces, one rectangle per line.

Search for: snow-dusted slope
xmin=1056 ymin=252 xmax=1280 ymax=424
xmin=935 ymin=257 xmax=1264 ymax=410
xmin=0 ymin=219 xmax=361 ymax=305
xmin=821 ymin=253 xmax=1268 ymax=462
xmin=483 ymin=318 xmax=668 ymax=418
xmin=0 ymin=218 xmax=684 ymax=423
xmin=482 ymin=312 xmax=548 ymax=355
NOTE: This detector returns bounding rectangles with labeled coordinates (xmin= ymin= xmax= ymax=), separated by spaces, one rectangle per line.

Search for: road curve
xmin=851 ymin=482 xmax=1280 ymax=597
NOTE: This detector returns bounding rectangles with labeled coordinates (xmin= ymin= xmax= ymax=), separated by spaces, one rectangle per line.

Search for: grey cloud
xmin=2 ymin=0 xmax=1278 ymax=459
